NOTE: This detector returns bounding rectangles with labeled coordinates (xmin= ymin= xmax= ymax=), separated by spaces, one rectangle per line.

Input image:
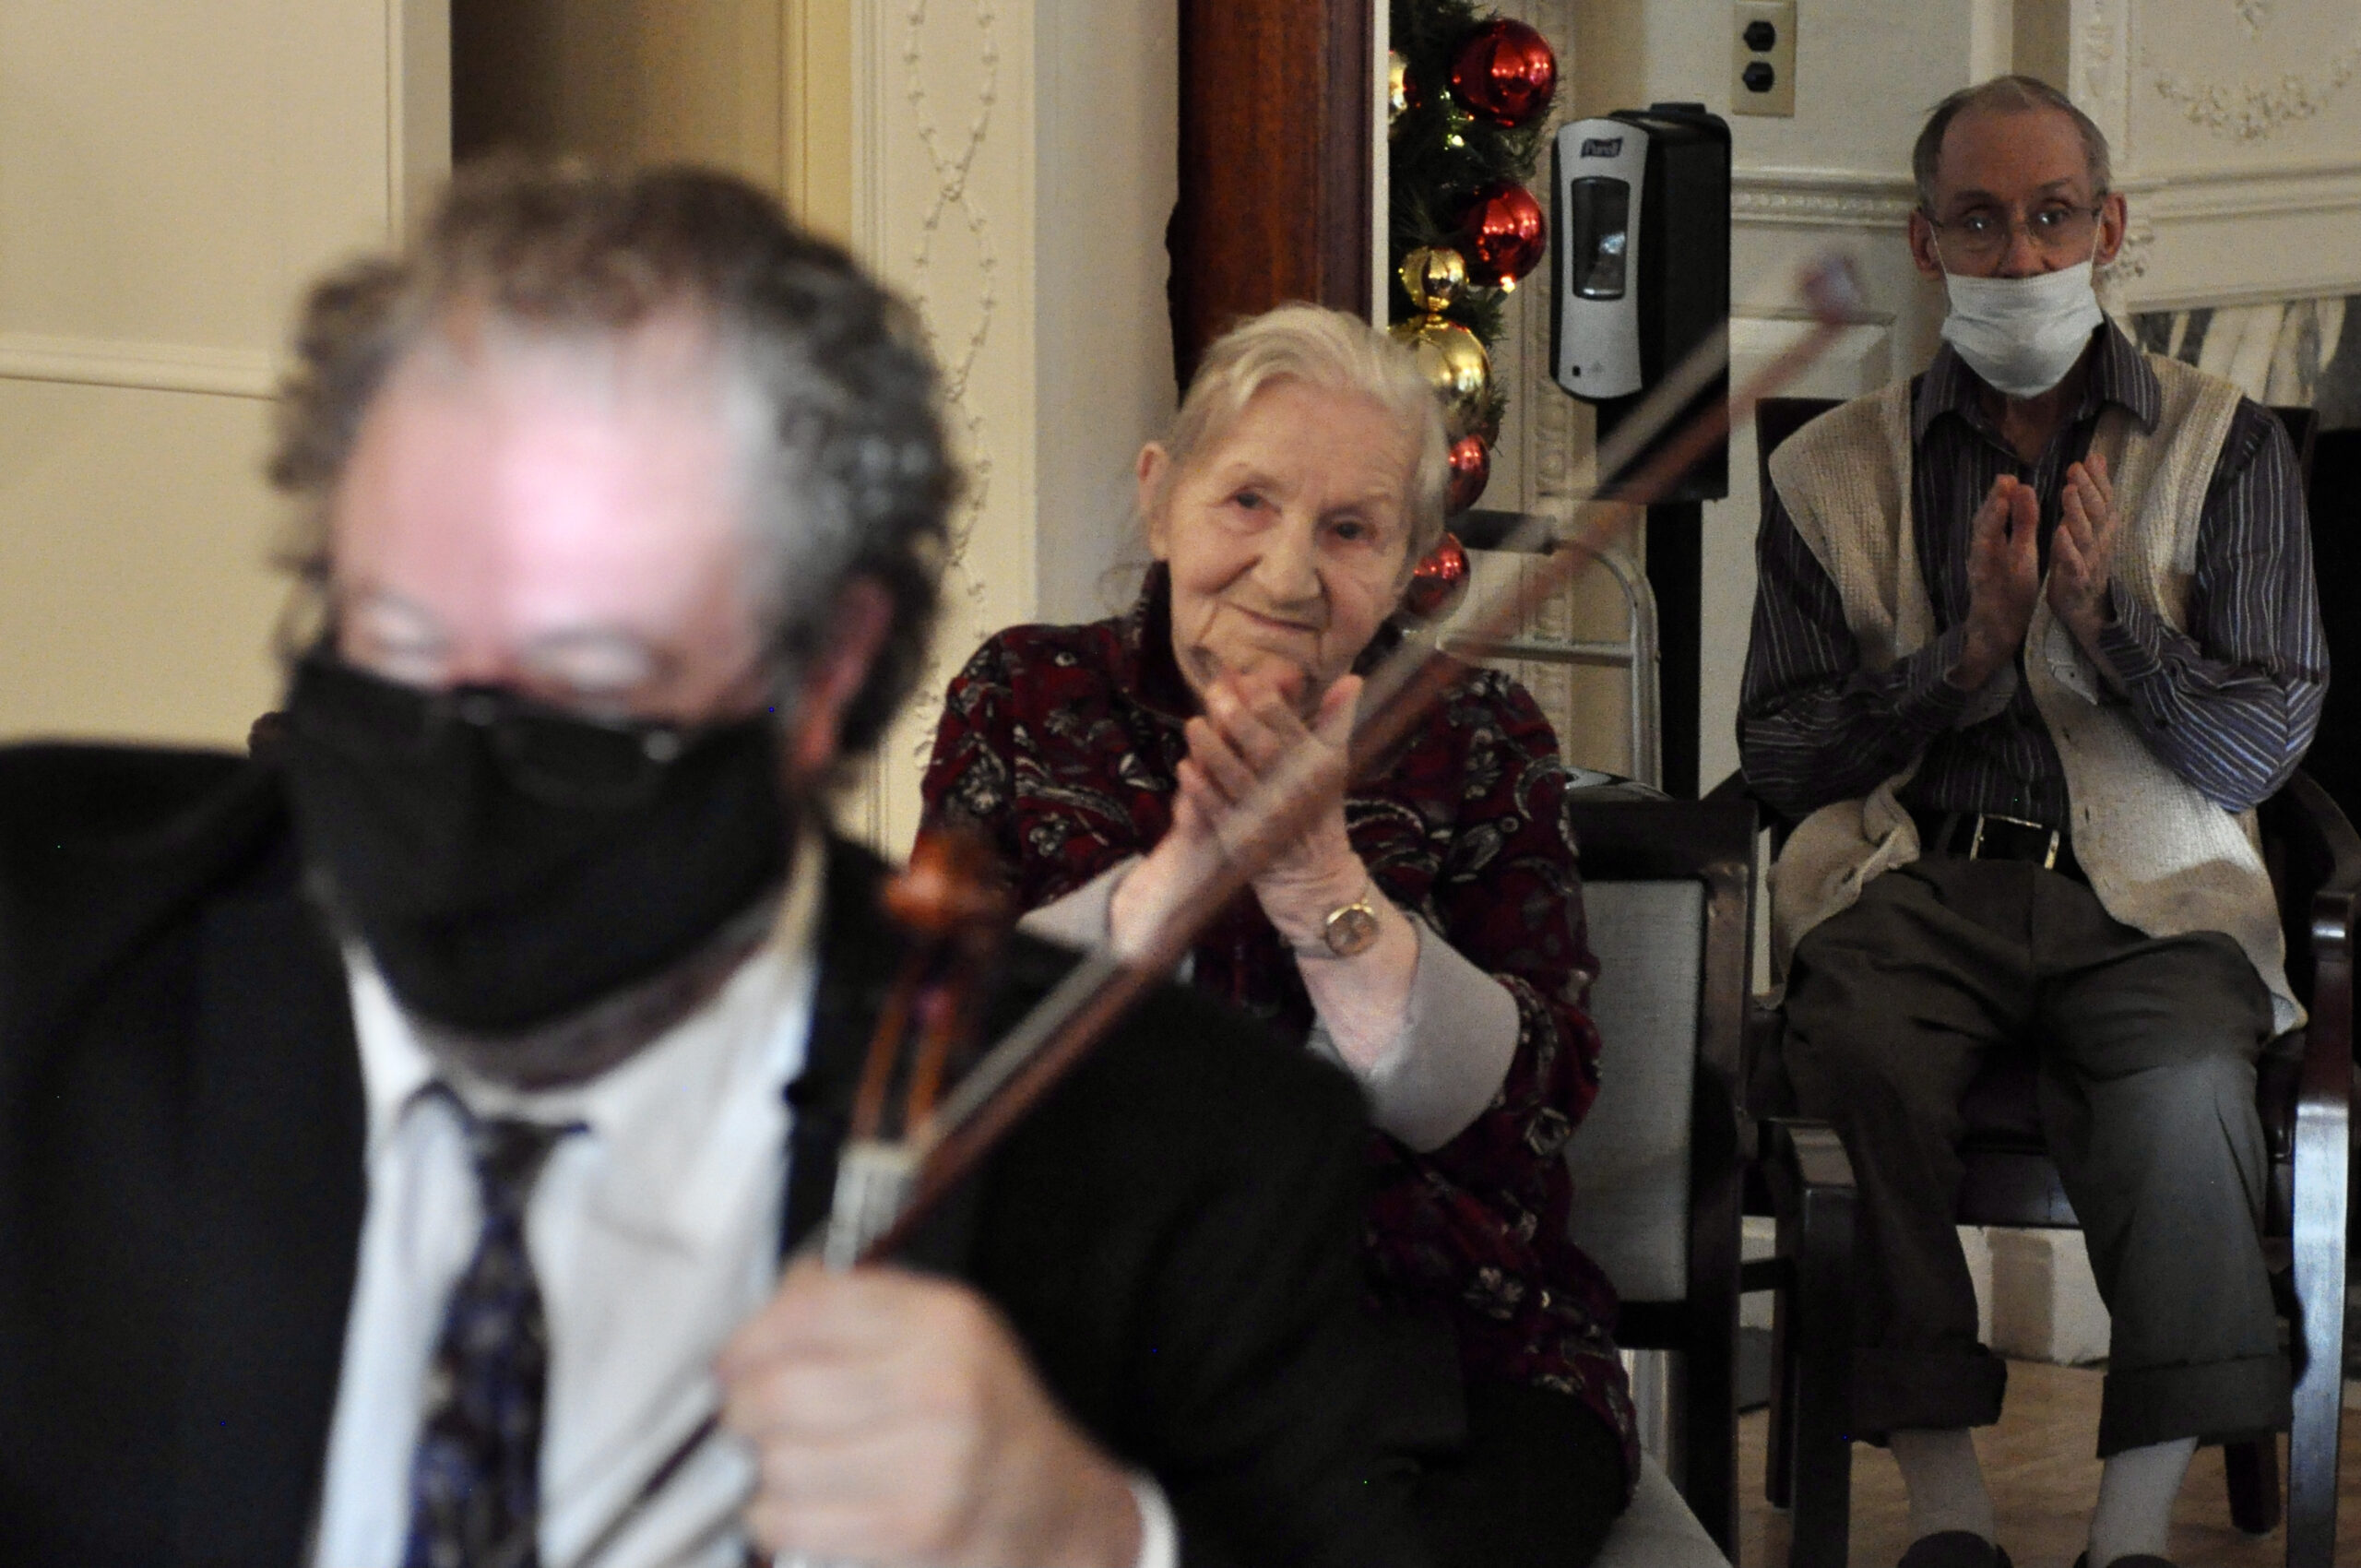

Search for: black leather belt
xmin=1908 ymin=804 xmax=2085 ymax=883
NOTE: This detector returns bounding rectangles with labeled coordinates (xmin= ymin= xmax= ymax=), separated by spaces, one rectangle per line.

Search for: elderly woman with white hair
xmin=922 ymin=303 xmax=1635 ymax=1565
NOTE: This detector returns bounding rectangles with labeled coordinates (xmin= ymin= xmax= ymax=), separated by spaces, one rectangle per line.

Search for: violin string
xmin=545 ymin=251 xmax=1865 ymax=1568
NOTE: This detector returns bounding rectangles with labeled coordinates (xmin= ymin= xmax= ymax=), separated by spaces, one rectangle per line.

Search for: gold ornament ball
xmin=1388 ymin=315 xmax=1491 ymax=431
xmin=1399 ymin=246 xmax=1467 ymax=315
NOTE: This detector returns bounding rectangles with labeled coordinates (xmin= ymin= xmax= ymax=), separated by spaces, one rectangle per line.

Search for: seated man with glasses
xmin=0 ymin=163 xmax=1421 ymax=1568
xmin=1739 ymin=74 xmax=2326 ymax=1568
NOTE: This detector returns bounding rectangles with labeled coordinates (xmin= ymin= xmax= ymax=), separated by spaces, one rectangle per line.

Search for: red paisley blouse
xmin=919 ymin=571 xmax=1638 ymax=1491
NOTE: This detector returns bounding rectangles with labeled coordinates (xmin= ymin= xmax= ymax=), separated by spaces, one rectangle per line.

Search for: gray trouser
xmin=1783 ymin=853 xmax=2288 ymax=1456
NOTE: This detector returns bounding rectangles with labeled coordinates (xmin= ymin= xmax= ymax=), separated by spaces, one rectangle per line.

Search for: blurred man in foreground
xmin=0 ymin=163 xmax=1410 ymax=1568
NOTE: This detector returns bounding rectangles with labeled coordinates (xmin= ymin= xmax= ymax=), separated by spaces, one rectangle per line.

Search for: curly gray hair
xmin=269 ymin=159 xmax=956 ymax=757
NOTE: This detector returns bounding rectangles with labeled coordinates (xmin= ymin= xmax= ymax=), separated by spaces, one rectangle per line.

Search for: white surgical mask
xmin=1939 ymin=260 xmax=2104 ymax=399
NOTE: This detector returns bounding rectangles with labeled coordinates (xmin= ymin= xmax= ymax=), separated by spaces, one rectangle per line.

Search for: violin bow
xmin=551 ymin=251 xmax=1866 ymax=1568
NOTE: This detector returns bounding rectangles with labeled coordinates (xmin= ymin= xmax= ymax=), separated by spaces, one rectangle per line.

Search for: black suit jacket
xmin=0 ymin=745 xmax=1419 ymax=1568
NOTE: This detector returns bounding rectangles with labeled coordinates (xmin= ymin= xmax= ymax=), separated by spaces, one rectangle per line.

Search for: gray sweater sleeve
xmin=1024 ymin=869 xmax=1514 ymax=1150
xmin=1014 ymin=859 xmax=1140 ymax=951
xmin=1304 ymin=915 xmax=1517 ymax=1152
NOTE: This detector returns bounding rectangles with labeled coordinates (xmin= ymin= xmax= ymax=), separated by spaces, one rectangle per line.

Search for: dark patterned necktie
xmin=402 ymin=1095 xmax=580 ymax=1568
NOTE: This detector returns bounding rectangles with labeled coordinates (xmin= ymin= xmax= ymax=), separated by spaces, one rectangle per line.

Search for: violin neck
xmin=822 ymin=1138 xmax=922 ymax=1270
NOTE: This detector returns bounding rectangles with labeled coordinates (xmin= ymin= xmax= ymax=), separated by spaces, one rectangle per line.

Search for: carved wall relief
xmin=853 ymin=0 xmax=1037 ymax=849
xmin=2145 ymin=31 xmax=2361 ymax=142
xmin=2057 ymin=0 xmax=2361 ymax=348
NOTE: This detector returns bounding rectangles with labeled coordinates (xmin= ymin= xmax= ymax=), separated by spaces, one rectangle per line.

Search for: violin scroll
xmin=882 ymin=826 xmax=1011 ymax=943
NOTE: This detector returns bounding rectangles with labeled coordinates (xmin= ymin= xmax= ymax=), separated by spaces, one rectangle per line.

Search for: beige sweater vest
xmin=1763 ymin=355 xmax=2298 ymax=1032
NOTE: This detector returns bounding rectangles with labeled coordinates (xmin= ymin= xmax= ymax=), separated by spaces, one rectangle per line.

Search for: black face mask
xmin=279 ymin=653 xmax=790 ymax=1035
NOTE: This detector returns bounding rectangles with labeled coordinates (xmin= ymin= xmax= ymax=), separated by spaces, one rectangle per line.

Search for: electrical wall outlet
xmin=1731 ymin=0 xmax=1797 ymax=117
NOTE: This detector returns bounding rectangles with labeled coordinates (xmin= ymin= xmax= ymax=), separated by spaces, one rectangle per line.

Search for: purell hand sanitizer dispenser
xmin=1548 ymin=102 xmax=1729 ymax=797
xmin=1551 ymin=102 xmax=1730 ymax=501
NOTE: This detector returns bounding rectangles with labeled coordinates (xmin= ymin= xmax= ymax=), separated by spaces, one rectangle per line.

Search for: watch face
xmin=1325 ymin=902 xmax=1382 ymax=957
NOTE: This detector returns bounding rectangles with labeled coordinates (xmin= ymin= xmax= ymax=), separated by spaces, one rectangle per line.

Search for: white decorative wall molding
xmin=2073 ymin=0 xmax=2134 ymax=161
xmin=2101 ymin=160 xmax=2361 ymax=313
xmin=0 ymin=333 xmax=279 ymax=399
xmin=2114 ymin=265 xmax=2361 ymax=315
xmin=2121 ymin=159 xmax=2361 ymax=220
xmin=892 ymin=0 xmax=1006 ymax=632
xmin=1731 ymin=169 xmax=1916 ymax=232
xmin=850 ymin=0 xmax=1038 ymax=852
xmin=2065 ymin=0 xmax=2361 ymax=343
xmin=2100 ymin=214 xmax=2154 ymax=283
xmin=2143 ymin=28 xmax=2361 ymax=143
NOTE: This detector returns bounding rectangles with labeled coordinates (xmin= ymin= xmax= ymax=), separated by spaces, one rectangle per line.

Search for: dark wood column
xmin=1170 ymin=0 xmax=1373 ymax=386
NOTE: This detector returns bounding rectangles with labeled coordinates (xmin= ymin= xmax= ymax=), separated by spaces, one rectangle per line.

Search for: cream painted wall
xmin=846 ymin=0 xmax=1178 ymax=853
xmin=1032 ymin=0 xmax=1179 ymax=628
xmin=0 ymin=0 xmax=445 ymax=746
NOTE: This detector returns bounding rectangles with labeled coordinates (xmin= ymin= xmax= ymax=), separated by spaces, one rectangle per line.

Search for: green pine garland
xmin=1388 ymin=0 xmax=1553 ymax=433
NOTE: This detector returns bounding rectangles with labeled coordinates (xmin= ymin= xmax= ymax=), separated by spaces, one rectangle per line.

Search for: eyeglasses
xmin=1926 ymin=203 xmax=2105 ymax=266
xmin=285 ymin=651 xmax=717 ymax=810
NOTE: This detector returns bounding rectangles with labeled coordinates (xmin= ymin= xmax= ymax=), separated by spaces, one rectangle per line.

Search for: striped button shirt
xmin=1739 ymin=323 xmax=2328 ymax=829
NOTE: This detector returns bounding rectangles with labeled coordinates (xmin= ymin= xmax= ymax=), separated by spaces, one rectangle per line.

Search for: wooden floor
xmin=1735 ymin=1360 xmax=2361 ymax=1567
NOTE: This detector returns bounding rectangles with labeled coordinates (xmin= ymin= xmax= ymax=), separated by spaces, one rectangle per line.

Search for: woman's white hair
xmin=1153 ymin=303 xmax=1451 ymax=562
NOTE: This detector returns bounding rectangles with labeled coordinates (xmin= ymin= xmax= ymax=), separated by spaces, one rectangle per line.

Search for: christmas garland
xmin=1385 ymin=0 xmax=1559 ymax=550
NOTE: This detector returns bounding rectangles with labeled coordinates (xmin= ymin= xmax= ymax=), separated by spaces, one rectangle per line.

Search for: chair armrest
xmin=2260 ymin=770 xmax=2361 ymax=993
xmin=1760 ymin=1119 xmax=1856 ymax=1213
xmin=2293 ymin=841 xmax=2353 ymax=1244
xmin=1745 ymin=1117 xmax=1856 ymax=1288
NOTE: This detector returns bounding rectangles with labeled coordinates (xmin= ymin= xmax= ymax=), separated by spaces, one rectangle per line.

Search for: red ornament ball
xmin=1406 ymin=530 xmax=1471 ymax=619
xmin=1449 ymin=18 xmax=1559 ymax=128
xmin=1445 ymin=435 xmax=1490 ymax=514
xmin=1457 ymin=181 xmax=1548 ymax=290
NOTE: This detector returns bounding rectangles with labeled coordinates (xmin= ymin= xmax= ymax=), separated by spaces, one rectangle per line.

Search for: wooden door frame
xmin=1169 ymin=0 xmax=1372 ymax=386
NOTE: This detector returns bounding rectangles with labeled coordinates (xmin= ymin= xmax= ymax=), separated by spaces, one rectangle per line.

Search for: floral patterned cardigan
xmin=919 ymin=569 xmax=1638 ymax=1491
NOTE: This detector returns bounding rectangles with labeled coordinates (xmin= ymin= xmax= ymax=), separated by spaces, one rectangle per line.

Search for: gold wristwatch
xmin=1320 ymin=884 xmax=1383 ymax=958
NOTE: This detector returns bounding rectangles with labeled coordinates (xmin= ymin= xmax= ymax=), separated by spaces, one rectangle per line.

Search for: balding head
xmin=1913 ymin=76 xmax=2110 ymax=212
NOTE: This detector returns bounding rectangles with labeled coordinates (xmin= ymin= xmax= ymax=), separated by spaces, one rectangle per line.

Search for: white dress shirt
xmin=311 ymin=837 xmax=1175 ymax=1568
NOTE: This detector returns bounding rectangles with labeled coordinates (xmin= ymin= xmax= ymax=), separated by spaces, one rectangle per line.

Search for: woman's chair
xmin=1737 ymin=396 xmax=2355 ymax=1568
xmin=1560 ymin=791 xmax=1757 ymax=1563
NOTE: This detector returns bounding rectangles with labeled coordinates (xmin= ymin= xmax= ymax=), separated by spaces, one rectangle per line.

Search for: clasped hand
xmin=1112 ymin=668 xmax=1368 ymax=956
xmin=1952 ymin=455 xmax=2119 ymax=689
xmin=718 ymin=1261 xmax=1141 ymax=1566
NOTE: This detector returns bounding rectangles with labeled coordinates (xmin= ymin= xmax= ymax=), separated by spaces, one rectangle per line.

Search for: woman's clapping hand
xmin=1175 ymin=670 xmax=1369 ymax=943
xmin=1111 ymin=668 xmax=1370 ymax=958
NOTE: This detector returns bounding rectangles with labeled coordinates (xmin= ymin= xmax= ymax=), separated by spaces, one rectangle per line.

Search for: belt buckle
xmin=1967 ymin=813 xmax=2059 ymax=870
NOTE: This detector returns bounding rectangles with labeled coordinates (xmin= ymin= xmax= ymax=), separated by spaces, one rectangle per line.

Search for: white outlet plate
xmin=1731 ymin=0 xmax=1797 ymax=117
